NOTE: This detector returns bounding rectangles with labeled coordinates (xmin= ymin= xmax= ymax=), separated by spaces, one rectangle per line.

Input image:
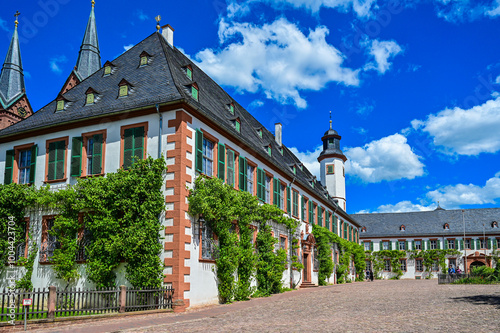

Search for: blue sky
xmin=2 ymin=0 xmax=500 ymax=214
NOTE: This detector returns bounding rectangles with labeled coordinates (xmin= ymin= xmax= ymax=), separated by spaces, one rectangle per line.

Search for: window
xmin=292 ymin=191 xmax=299 ymax=217
xmin=326 ymin=164 xmax=334 ymax=174
xmin=56 ymin=100 xmax=65 ymax=111
xmin=46 ymin=138 xmax=68 ymax=182
xmin=444 ymin=223 xmax=449 ymax=230
xmin=279 ymin=184 xmax=285 ymax=209
xmin=18 ymin=150 xmax=31 ymax=184
xmin=416 ymin=259 xmax=423 ymax=272
xmin=414 ymin=240 xmax=422 ymax=250
xmin=200 ymin=219 xmax=216 ymax=260
xmin=292 ymin=165 xmax=296 ymax=174
xmin=267 ymin=145 xmax=272 ymax=156
xmin=447 ymin=239 xmax=455 ymax=249
xmin=479 ymin=238 xmax=486 ymax=249
xmin=228 ymin=103 xmax=234 ymax=114
xmin=4 ymin=144 xmax=38 ymax=185
xmin=140 ymin=55 xmax=149 ymax=66
xmin=246 ymin=164 xmax=254 ymax=193
xmin=382 ymin=241 xmax=390 ymax=250
xmin=400 ymin=259 xmax=406 ymax=272
xmin=121 ymin=124 xmax=147 ymax=170
xmin=465 ymin=239 xmax=471 ymax=249
xmin=432 ymin=260 xmax=439 ymax=272
xmin=40 ymin=216 xmax=59 ymax=263
xmin=186 ymin=66 xmax=192 ymax=80
xmin=361 ymin=227 xmax=366 ymax=233
xmin=400 ymin=225 xmax=405 ymax=231
xmin=301 ymin=197 xmax=308 ymax=222
xmin=279 ymin=236 xmax=287 ymax=250
xmin=364 ymin=242 xmax=370 ymax=251
xmin=86 ymin=93 xmax=95 ymax=105
xmin=104 ymin=65 xmax=112 ymax=76
xmin=235 ymin=119 xmax=240 ymax=133
xmin=119 ymin=85 xmax=128 ymax=97
xmin=226 ymin=150 xmax=235 ymax=187
xmin=200 ymin=138 xmax=214 ymax=176
xmin=399 ymin=241 xmax=406 ymax=251
xmin=265 ymin=175 xmax=271 ymax=204
xmin=430 ymin=240 xmax=437 ymax=250
xmin=492 ymin=221 xmax=498 ymax=228
xmin=313 ymin=247 xmax=319 ymax=271
xmin=191 ymin=85 xmax=199 ymax=101
xmin=71 ymin=132 xmax=105 ymax=177
xmin=448 ymin=258 xmax=456 ymax=269
xmin=258 ymin=129 xmax=263 ymax=138
xmin=76 ymin=214 xmax=92 ymax=262
xmin=384 ymin=259 xmax=391 ymax=271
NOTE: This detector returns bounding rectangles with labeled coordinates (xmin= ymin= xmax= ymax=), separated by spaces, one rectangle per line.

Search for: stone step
xmin=299 ymin=282 xmax=318 ymax=288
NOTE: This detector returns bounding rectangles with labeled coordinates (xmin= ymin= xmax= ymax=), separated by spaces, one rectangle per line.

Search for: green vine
xmin=408 ymin=249 xmax=461 ymax=278
xmin=367 ymin=250 xmax=407 ymax=280
xmin=290 ymin=238 xmax=304 ymax=288
xmin=15 ymin=235 xmax=37 ymax=290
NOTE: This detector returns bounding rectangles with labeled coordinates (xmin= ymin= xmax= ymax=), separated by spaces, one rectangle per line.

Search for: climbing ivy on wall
xmin=408 ymin=249 xmax=461 ymax=278
xmin=312 ymin=224 xmax=365 ymax=285
xmin=188 ymin=176 xmax=299 ymax=303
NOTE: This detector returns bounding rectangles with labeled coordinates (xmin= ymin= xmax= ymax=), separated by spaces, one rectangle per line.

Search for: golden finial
xmin=155 ymin=15 xmax=161 ymax=32
xmin=14 ymin=11 xmax=20 ymax=28
xmin=91 ymin=0 xmax=95 ymax=8
xmin=329 ymin=110 xmax=332 ymax=129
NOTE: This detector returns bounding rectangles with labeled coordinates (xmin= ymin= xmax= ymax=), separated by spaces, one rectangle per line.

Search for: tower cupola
xmin=318 ymin=112 xmax=347 ymax=211
xmin=75 ymin=0 xmax=101 ymax=81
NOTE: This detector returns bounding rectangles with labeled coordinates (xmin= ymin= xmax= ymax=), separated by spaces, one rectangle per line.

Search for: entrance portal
xmin=470 ymin=261 xmax=485 ymax=270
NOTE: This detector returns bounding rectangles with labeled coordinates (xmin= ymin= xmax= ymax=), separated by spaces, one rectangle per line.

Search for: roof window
xmin=229 ymin=103 xmax=235 ymax=114
xmin=139 ymin=51 xmax=152 ymax=67
xmin=118 ymin=79 xmax=133 ymax=98
xmin=235 ymin=119 xmax=241 ymax=133
xmin=185 ymin=65 xmax=193 ymax=80
xmin=103 ymin=61 xmax=115 ymax=76
xmin=85 ymin=88 xmax=97 ymax=105
xmin=191 ymin=84 xmax=199 ymax=101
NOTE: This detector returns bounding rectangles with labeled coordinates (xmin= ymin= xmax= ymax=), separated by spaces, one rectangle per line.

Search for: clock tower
xmin=0 ymin=11 xmax=33 ymax=130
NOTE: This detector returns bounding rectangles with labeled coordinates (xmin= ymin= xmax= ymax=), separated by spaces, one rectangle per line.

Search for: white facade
xmin=320 ymin=157 xmax=346 ymax=210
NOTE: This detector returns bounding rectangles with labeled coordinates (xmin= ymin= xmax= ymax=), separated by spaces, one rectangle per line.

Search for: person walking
xmin=369 ymin=270 xmax=374 ymax=282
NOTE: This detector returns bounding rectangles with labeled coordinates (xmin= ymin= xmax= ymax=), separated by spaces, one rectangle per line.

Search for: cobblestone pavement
xmin=30 ymin=280 xmax=500 ymax=333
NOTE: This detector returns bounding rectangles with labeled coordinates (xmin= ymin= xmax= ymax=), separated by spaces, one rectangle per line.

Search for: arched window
xmin=400 ymin=225 xmax=405 ymax=231
xmin=443 ymin=223 xmax=450 ymax=230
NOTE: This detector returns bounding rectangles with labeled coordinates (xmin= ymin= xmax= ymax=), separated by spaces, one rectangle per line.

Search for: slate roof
xmin=353 ymin=208 xmax=500 ymax=238
xmin=0 ymin=22 xmax=24 ymax=108
xmin=0 ymin=31 xmax=356 ymax=225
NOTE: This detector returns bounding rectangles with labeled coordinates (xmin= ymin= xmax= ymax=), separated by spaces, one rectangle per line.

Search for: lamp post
xmin=463 ymin=210 xmax=467 ymax=273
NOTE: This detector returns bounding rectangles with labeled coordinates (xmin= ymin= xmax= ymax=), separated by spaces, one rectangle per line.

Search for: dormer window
xmin=103 ymin=61 xmax=115 ymax=76
xmin=185 ymin=65 xmax=193 ymax=80
xmin=258 ymin=129 xmax=263 ymax=138
xmin=400 ymin=225 xmax=405 ymax=231
xmin=139 ymin=51 xmax=152 ymax=67
xmin=443 ymin=223 xmax=450 ymax=230
xmin=235 ymin=119 xmax=241 ymax=133
xmin=267 ymin=145 xmax=272 ymax=156
xmin=228 ymin=103 xmax=235 ymax=114
xmin=56 ymin=100 xmax=65 ymax=111
xmin=118 ymin=79 xmax=133 ymax=98
xmin=361 ymin=227 xmax=367 ymax=233
xmin=492 ymin=221 xmax=498 ymax=228
xmin=85 ymin=87 xmax=98 ymax=105
xmin=191 ymin=83 xmax=199 ymax=101
xmin=292 ymin=165 xmax=296 ymax=174
xmin=279 ymin=147 xmax=283 ymax=155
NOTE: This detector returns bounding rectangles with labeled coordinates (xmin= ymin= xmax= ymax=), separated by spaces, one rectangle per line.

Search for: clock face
xmin=17 ymin=107 xmax=27 ymax=117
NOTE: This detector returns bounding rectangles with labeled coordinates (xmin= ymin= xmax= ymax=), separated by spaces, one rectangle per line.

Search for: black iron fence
xmin=55 ymin=287 xmax=120 ymax=317
xmin=125 ymin=287 xmax=174 ymax=312
xmin=438 ymin=273 xmax=469 ymax=284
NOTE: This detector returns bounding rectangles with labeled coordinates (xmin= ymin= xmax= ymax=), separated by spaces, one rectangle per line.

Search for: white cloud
xmin=249 ymin=100 xmax=265 ymax=108
xmin=228 ymin=0 xmax=378 ymax=18
xmin=124 ymin=44 xmax=134 ymax=52
xmin=288 ymin=145 xmax=323 ymax=178
xmin=495 ymin=75 xmax=500 ymax=84
xmin=363 ymin=201 xmax=436 ymax=213
xmin=193 ymin=18 xmax=359 ymax=109
xmin=136 ymin=10 xmax=149 ymax=21
xmin=0 ymin=18 xmax=9 ymax=32
xmin=365 ymin=40 xmax=403 ymax=74
xmin=487 ymin=0 xmax=500 ymax=16
xmin=49 ymin=55 xmax=67 ymax=74
xmin=432 ymin=0 xmax=500 ymax=21
xmin=345 ymin=133 xmax=425 ymax=183
xmin=414 ymin=96 xmax=500 ymax=156
xmin=427 ymin=172 xmax=500 ymax=208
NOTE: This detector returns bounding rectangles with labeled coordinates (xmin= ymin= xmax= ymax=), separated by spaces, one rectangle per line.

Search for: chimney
xmin=275 ymin=123 xmax=282 ymax=147
xmin=162 ymin=24 xmax=174 ymax=47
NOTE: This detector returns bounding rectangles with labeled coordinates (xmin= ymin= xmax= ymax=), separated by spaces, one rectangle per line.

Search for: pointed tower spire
xmin=75 ymin=0 xmax=101 ymax=81
xmin=0 ymin=11 xmax=25 ymax=107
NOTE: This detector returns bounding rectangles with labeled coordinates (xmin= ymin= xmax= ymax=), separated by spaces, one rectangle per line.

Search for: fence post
xmin=47 ymin=286 xmax=56 ymax=320
xmin=119 ymin=285 xmax=126 ymax=313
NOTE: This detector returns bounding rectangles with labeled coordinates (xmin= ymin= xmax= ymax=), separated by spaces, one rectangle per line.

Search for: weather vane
xmin=14 ymin=11 xmax=20 ymax=27
xmin=329 ymin=110 xmax=332 ymax=129
xmin=155 ymin=15 xmax=162 ymax=32
xmin=91 ymin=0 xmax=95 ymax=8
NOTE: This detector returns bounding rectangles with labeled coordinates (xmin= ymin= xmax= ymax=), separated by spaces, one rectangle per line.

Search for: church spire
xmin=75 ymin=0 xmax=101 ymax=81
xmin=0 ymin=11 xmax=25 ymax=107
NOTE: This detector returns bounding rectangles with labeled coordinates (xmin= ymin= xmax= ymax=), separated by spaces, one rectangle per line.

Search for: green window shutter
xmin=71 ymin=137 xmax=83 ymax=177
xmin=370 ymin=242 xmax=374 ymax=251
xmin=218 ymin=143 xmax=225 ymax=181
xmin=325 ymin=211 xmax=329 ymax=230
xmin=389 ymin=241 xmax=393 ymax=250
xmin=273 ymin=178 xmax=279 ymax=207
xmin=226 ymin=149 xmax=235 ymax=186
xmin=405 ymin=241 xmax=408 ymax=251
xmin=308 ymin=201 xmax=313 ymax=224
xmin=4 ymin=149 xmax=14 ymax=184
xmin=477 ymin=239 xmax=481 ymax=249
xmin=301 ymin=197 xmax=305 ymax=221
xmin=195 ymin=129 xmax=203 ymax=173
xmin=333 ymin=215 xmax=337 ymax=235
xmin=48 ymin=142 xmax=56 ymax=180
xmin=55 ymin=141 xmax=66 ymax=180
xmin=470 ymin=240 xmax=475 ymax=250
xmin=123 ymin=128 xmax=134 ymax=169
xmin=257 ymin=168 xmax=264 ymax=201
xmin=379 ymin=241 xmax=383 ymax=251
xmin=239 ymin=156 xmax=247 ymax=191
xmin=493 ymin=240 xmax=498 ymax=250
xmin=92 ymin=134 xmax=103 ymax=175
xmin=444 ymin=239 xmax=448 ymax=250
xmin=29 ymin=145 xmax=38 ymax=184
xmin=460 ymin=240 xmax=464 ymax=250
xmin=133 ymin=126 xmax=145 ymax=163
xmin=426 ymin=241 xmax=430 ymax=250
xmin=455 ymin=240 xmax=459 ymax=250
xmin=318 ymin=206 xmax=322 ymax=227
xmin=487 ymin=239 xmax=492 ymax=249
xmin=286 ymin=186 xmax=291 ymax=213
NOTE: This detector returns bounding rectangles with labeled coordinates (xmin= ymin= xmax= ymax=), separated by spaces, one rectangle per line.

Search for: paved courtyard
xmin=30 ymin=279 xmax=500 ymax=333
